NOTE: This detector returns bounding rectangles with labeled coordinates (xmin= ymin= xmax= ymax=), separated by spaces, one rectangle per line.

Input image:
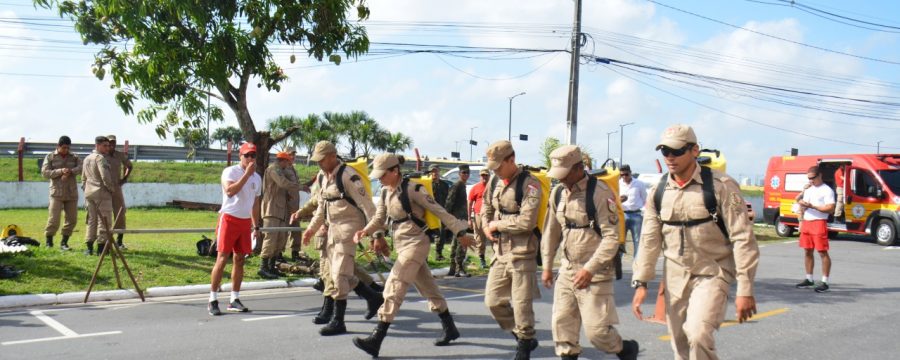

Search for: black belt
xmin=624 ymin=210 xmax=642 ymax=214
xmin=391 ymin=216 xmax=426 ymax=228
xmin=564 ymin=222 xmax=594 ymax=229
xmin=660 ymin=216 xmax=715 ymax=256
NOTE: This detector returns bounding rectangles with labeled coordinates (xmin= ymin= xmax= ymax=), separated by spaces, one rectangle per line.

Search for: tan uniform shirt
xmin=480 ymin=168 xmax=542 ymax=264
xmin=542 ymin=175 xmax=620 ymax=281
xmin=633 ymin=166 xmax=759 ymax=297
xmin=261 ymin=164 xmax=301 ymax=220
xmin=308 ymin=162 xmax=376 ymax=235
xmin=41 ymin=151 xmax=82 ymax=201
xmin=364 ymin=180 xmax=469 ymax=242
xmin=82 ymin=150 xmax=115 ymax=200
xmin=284 ymin=165 xmax=301 ymax=215
xmin=106 ymin=150 xmax=132 ymax=194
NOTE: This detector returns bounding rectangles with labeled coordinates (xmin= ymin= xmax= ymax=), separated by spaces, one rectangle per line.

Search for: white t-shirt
xmin=219 ymin=165 xmax=262 ymax=219
xmin=619 ymin=178 xmax=648 ymax=212
xmin=801 ymin=183 xmax=835 ymax=221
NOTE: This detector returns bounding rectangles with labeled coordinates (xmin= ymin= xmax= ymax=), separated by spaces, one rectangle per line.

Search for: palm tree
xmin=384 ymin=132 xmax=413 ymax=154
xmin=211 ymin=126 xmax=243 ymax=151
xmin=299 ymin=113 xmax=337 ymax=164
xmin=267 ymin=115 xmax=303 ymax=152
xmin=357 ymin=117 xmax=386 ymax=158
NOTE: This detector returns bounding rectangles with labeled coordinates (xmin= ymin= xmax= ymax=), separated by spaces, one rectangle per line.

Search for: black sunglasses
xmin=460 ymin=171 xmax=470 ymax=174
xmin=621 ymin=173 xmax=632 ymax=177
xmin=808 ymin=175 xmax=818 ymax=180
xmin=243 ymin=153 xmax=257 ymax=158
xmin=660 ymin=145 xmax=692 ymax=157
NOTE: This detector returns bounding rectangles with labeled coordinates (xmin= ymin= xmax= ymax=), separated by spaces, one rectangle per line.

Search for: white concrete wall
xmin=1 ymin=182 xmax=221 ymax=208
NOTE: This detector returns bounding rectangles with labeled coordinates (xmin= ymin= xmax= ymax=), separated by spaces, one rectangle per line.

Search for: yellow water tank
xmin=408 ymin=175 xmax=442 ymax=230
xmin=595 ymin=167 xmax=626 ymax=244
xmin=528 ymin=169 xmax=552 ymax=234
xmin=698 ymin=149 xmax=726 ymax=173
xmin=345 ymin=157 xmax=372 ymax=197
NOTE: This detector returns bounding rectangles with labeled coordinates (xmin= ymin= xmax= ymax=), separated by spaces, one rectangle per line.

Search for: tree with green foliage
xmin=539 ymin=136 xmax=594 ymax=169
xmin=267 ymin=115 xmax=302 ymax=152
xmin=211 ymin=126 xmax=243 ymax=151
xmin=384 ymin=132 xmax=413 ymax=154
xmin=36 ymin=0 xmax=371 ymax=172
xmin=297 ymin=113 xmax=336 ymax=165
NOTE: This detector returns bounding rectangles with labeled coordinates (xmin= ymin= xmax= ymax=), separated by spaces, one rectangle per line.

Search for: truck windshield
xmin=879 ymin=170 xmax=900 ymax=195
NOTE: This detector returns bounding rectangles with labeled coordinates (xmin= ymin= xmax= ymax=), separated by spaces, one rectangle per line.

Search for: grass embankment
xmin=0 ymin=208 xmax=472 ymax=295
xmin=0 ymin=158 xmax=319 ymax=184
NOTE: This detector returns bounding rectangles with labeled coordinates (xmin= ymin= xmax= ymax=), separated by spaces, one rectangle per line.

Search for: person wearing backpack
xmin=542 ymin=145 xmax=640 ymax=360
xmin=351 ymin=154 xmax=473 ymax=357
xmin=302 ymin=141 xmax=383 ymax=336
xmin=631 ymin=124 xmax=759 ymax=360
xmin=481 ymin=140 xmax=543 ymax=360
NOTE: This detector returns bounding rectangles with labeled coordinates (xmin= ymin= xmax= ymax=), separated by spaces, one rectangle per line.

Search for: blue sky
xmin=1 ymin=0 xmax=899 ymax=183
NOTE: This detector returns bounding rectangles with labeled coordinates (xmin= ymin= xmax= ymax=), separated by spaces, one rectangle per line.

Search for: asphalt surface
xmin=1 ymin=236 xmax=898 ymax=359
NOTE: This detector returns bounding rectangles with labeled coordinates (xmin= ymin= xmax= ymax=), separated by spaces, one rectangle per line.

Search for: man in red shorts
xmin=795 ymin=165 xmax=835 ymax=293
xmin=208 ymin=142 xmax=263 ymax=315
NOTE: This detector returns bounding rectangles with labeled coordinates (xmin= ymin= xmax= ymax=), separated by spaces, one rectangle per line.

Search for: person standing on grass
xmin=106 ymin=135 xmax=133 ymax=250
xmin=42 ymin=135 xmax=81 ymax=251
xmin=794 ymin=165 xmax=835 ymax=293
xmin=208 ymin=142 xmax=262 ymax=316
xmin=82 ymin=136 xmax=116 ymax=256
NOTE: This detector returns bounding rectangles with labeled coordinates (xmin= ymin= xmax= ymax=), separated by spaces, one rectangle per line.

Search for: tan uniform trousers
xmin=45 ymin=197 xmax=78 ymax=237
xmin=260 ymin=217 xmax=287 ymax=258
xmin=665 ymin=275 xmax=729 ymax=360
xmin=472 ymin=215 xmax=487 ymax=257
xmin=86 ymin=197 xmax=113 ymax=244
xmin=287 ymin=222 xmax=302 ymax=252
xmin=318 ymin=235 xmax=374 ymax=293
xmin=552 ymin=269 xmax=623 ymax=356
xmin=111 ymin=188 xmax=126 ymax=230
xmin=322 ymin=235 xmax=360 ymax=300
xmin=378 ymin=235 xmax=447 ymax=323
xmin=484 ymin=259 xmax=537 ymax=339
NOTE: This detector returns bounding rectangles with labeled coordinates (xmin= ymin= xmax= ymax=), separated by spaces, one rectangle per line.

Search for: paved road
xmin=2 ymin=237 xmax=898 ymax=359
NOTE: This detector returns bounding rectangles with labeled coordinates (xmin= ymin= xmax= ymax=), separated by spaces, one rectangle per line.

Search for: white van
xmin=442 ymin=165 xmax=487 ymax=195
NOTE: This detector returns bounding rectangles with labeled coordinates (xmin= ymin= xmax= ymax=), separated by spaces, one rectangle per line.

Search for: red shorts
xmin=799 ymin=219 xmax=829 ymax=251
xmin=216 ymin=213 xmax=252 ymax=255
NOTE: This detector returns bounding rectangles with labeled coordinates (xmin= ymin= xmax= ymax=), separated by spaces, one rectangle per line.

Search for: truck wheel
xmin=827 ymin=231 xmax=839 ymax=239
xmin=775 ymin=217 xmax=795 ymax=237
xmin=874 ymin=219 xmax=897 ymax=246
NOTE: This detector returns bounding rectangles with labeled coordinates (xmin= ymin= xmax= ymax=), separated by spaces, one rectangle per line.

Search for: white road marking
xmin=1 ymin=331 xmax=122 ymax=346
xmin=242 ymin=311 xmax=318 ymax=322
xmin=883 ymin=246 xmax=900 ymax=250
xmin=416 ymin=293 xmax=484 ymax=303
xmin=31 ymin=311 xmax=78 ymax=337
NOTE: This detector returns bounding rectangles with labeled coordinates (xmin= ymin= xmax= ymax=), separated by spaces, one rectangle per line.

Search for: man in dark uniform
xmin=429 ymin=164 xmax=451 ymax=260
xmin=446 ymin=164 xmax=471 ymax=277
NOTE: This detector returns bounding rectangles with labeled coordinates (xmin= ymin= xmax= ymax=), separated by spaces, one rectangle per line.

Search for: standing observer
xmin=106 ymin=135 xmax=133 ymax=250
xmin=42 ymin=135 xmax=81 ymax=251
xmin=82 ymin=136 xmax=115 ymax=256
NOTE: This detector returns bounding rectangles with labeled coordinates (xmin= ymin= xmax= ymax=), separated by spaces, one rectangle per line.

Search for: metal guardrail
xmin=0 ymin=141 xmax=241 ymax=162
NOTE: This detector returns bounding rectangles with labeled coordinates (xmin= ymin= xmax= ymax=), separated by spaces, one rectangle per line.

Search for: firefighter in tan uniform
xmin=42 ymin=135 xmax=82 ymax=251
xmin=302 ymin=141 xmax=383 ymax=336
xmin=258 ymin=151 xmax=302 ymax=279
xmin=283 ymin=150 xmax=304 ymax=261
xmin=541 ymin=145 xmax=639 ymax=360
xmin=351 ymin=154 xmax=473 ymax=357
xmin=82 ymin=136 xmax=116 ymax=256
xmin=106 ymin=135 xmax=133 ymax=249
xmin=631 ymin=124 xmax=760 ymax=360
xmin=480 ymin=140 xmax=542 ymax=360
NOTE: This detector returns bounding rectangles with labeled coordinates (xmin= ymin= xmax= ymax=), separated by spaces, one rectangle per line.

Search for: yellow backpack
xmin=2 ymin=224 xmax=23 ymax=238
xmin=387 ymin=174 xmax=442 ymax=231
xmin=550 ymin=166 xmax=626 ymax=244
xmin=345 ymin=157 xmax=373 ymax=197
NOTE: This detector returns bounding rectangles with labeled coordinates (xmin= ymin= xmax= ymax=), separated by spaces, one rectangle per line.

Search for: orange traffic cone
xmin=645 ymin=282 xmax=667 ymax=325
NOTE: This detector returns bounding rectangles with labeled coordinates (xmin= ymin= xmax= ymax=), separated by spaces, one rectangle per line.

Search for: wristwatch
xmin=631 ymin=280 xmax=647 ymax=289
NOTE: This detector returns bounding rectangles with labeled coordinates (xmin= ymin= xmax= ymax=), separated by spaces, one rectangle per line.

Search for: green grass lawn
xmin=0 ymin=158 xmax=319 ymax=184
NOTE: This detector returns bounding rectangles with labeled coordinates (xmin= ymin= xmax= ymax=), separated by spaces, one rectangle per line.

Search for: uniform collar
xmin=569 ymin=172 xmax=589 ymax=193
xmin=668 ymin=164 xmax=703 ymax=188
xmin=326 ymin=160 xmax=344 ymax=179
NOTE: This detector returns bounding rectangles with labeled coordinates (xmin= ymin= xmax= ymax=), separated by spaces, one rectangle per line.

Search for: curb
xmin=0 ymin=267 xmax=451 ymax=310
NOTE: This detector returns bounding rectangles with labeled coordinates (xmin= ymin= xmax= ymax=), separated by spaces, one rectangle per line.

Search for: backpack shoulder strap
xmin=700 ymin=166 xmax=729 ymax=238
xmin=653 ymin=173 xmax=668 ymax=213
xmin=552 ymin=184 xmax=565 ymax=211
xmin=399 ymin=178 xmax=413 ymax=215
xmin=585 ymin=175 xmax=602 ymax=236
xmin=514 ymin=170 xmax=529 ymax=205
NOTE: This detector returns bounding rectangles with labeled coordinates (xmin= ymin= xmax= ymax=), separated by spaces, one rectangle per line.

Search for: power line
xmin=647 ymin=0 xmax=900 ymax=65
xmin=745 ymin=0 xmax=900 ymax=32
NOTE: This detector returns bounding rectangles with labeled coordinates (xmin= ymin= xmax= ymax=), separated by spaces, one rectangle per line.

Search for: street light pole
xmin=470 ymin=126 xmax=478 ymax=161
xmin=606 ymin=130 xmax=618 ymax=160
xmin=877 ymin=140 xmax=883 ymax=154
xmin=619 ymin=122 xmax=635 ymax=166
xmin=508 ymin=92 xmax=526 ymax=142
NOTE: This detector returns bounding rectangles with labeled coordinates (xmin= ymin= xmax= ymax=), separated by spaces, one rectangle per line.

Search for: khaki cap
xmin=547 ymin=145 xmax=583 ymax=179
xmin=485 ymin=140 xmax=514 ymax=170
xmin=656 ymin=124 xmax=697 ymax=150
xmin=479 ymin=169 xmax=490 ymax=176
xmin=369 ymin=153 xmax=400 ymax=180
xmin=106 ymin=135 xmax=117 ymax=141
xmin=310 ymin=140 xmax=337 ymax=161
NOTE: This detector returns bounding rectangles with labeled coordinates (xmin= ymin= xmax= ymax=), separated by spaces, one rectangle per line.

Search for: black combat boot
xmin=514 ymin=337 xmax=537 ymax=360
xmin=353 ymin=321 xmax=390 ymax=358
xmin=291 ymin=251 xmax=302 ymax=263
xmin=116 ymin=234 xmax=126 ymax=250
xmin=313 ymin=277 xmax=325 ymax=293
xmin=313 ymin=296 xmax=335 ymax=325
xmin=60 ymin=235 xmax=70 ymax=251
xmin=319 ymin=299 xmax=347 ymax=336
xmin=269 ymin=258 xmax=285 ymax=277
xmin=354 ymin=282 xmax=384 ymax=320
xmin=96 ymin=242 xmax=106 ymax=256
xmin=434 ymin=310 xmax=460 ymax=346
xmin=368 ymin=282 xmax=384 ymax=293
xmin=512 ymin=333 xmax=539 ymax=352
xmin=45 ymin=235 xmax=54 ymax=248
xmin=617 ymin=339 xmax=639 ymax=360
xmin=435 ymin=241 xmax=445 ymax=261
xmin=447 ymin=262 xmax=457 ymax=277
xmin=83 ymin=242 xmax=94 ymax=256
xmin=561 ymin=355 xmax=578 ymax=360
xmin=480 ymin=255 xmax=488 ymax=269
xmin=257 ymin=258 xmax=278 ymax=279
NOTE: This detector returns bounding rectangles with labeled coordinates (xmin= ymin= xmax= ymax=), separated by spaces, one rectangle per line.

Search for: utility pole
xmin=877 ymin=140 xmax=883 ymax=154
xmin=619 ymin=122 xmax=634 ymax=166
xmin=565 ymin=0 xmax=583 ymax=145
xmin=606 ymin=130 xmax=617 ymax=160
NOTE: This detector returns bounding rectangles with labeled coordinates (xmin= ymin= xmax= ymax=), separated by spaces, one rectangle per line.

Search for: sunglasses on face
xmin=660 ymin=145 xmax=691 ymax=158
xmin=460 ymin=171 xmax=470 ymax=175
xmin=808 ymin=175 xmax=818 ymax=180
xmin=621 ymin=173 xmax=631 ymax=177
xmin=243 ymin=153 xmax=257 ymax=158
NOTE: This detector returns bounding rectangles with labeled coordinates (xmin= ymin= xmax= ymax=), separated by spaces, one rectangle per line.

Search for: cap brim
xmin=486 ymin=160 xmax=501 ymax=170
xmin=369 ymin=169 xmax=386 ymax=180
xmin=310 ymin=153 xmax=325 ymax=162
xmin=656 ymin=139 xmax=686 ymax=150
xmin=547 ymin=166 xmax=570 ymax=180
